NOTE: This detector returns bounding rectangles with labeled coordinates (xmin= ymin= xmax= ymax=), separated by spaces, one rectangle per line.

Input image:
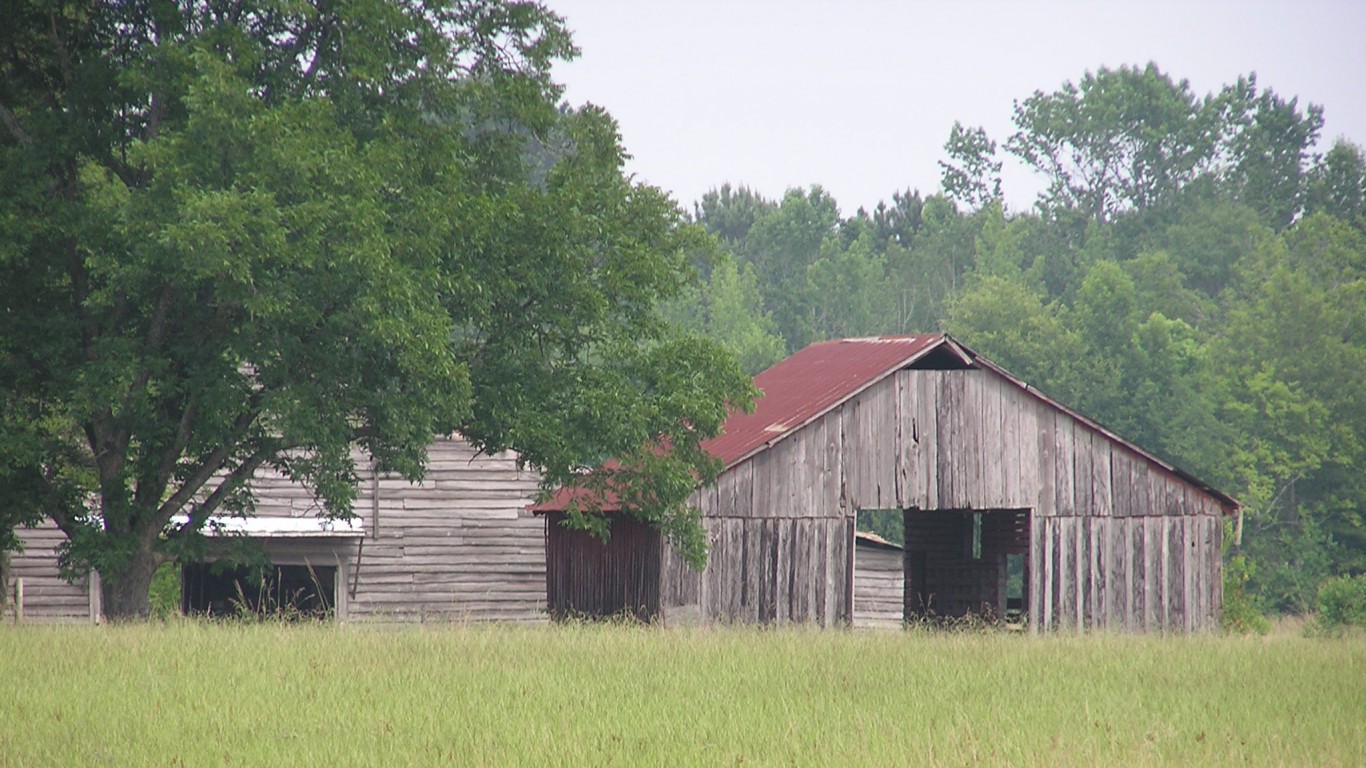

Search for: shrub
xmin=1313 ymin=574 xmax=1366 ymax=634
xmin=1221 ymin=555 xmax=1271 ymax=635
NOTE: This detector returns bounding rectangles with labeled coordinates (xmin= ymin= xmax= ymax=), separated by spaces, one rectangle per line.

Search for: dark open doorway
xmin=903 ymin=508 xmax=1029 ymax=622
xmin=182 ymin=562 xmax=336 ymax=618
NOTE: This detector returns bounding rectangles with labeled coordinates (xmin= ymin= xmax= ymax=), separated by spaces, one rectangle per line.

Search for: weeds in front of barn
xmin=1 ymin=622 xmax=1361 ymax=767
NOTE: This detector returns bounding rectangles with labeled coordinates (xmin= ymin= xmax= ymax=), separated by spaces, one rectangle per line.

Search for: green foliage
xmin=1220 ymin=554 xmax=1271 ymax=635
xmin=1305 ymin=139 xmax=1366 ymax=231
xmin=0 ymin=0 xmax=754 ymax=616
xmin=856 ymin=509 xmax=904 ymax=547
xmin=1245 ymin=515 xmax=1338 ymax=615
xmin=1313 ymin=575 xmax=1366 ymax=632
xmin=1221 ymin=74 xmax=1325 ymax=230
xmin=147 ymin=561 xmax=181 ymax=620
xmin=662 ymin=252 xmax=786 ymax=375
xmin=1007 ymin=63 xmax=1225 ymax=221
xmin=939 ymin=121 xmax=1002 ymax=210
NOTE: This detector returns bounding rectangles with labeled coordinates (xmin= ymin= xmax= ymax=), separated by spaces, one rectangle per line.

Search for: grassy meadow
xmin=1 ymin=621 xmax=1362 ymax=767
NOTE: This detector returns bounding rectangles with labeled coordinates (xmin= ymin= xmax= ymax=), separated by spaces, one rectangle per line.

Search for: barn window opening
xmin=182 ymin=562 xmax=336 ymax=619
xmin=1005 ymin=553 xmax=1026 ymax=618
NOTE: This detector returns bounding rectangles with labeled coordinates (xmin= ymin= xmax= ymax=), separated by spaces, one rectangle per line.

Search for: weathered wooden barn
xmin=5 ymin=437 xmax=546 ymax=622
xmin=538 ymin=334 xmax=1238 ymax=632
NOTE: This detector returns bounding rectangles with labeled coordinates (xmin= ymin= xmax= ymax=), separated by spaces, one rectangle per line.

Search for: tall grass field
xmin=1 ymin=622 xmax=1362 ymax=766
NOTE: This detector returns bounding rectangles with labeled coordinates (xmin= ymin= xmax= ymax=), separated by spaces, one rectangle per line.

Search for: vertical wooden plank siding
xmin=663 ymin=363 xmax=1228 ymax=632
xmin=545 ymin=513 xmax=660 ymax=620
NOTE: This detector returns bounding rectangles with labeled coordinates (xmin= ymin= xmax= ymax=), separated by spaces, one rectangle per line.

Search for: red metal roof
xmin=701 ymin=334 xmax=950 ymax=467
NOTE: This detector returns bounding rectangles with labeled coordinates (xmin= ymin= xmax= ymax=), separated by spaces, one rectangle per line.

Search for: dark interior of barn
xmin=903 ymin=508 xmax=1029 ymax=621
xmin=181 ymin=562 xmax=336 ymax=618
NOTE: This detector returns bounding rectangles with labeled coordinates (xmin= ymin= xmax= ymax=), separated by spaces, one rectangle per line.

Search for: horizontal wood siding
xmin=347 ymin=438 xmax=545 ymax=622
xmin=12 ymin=437 xmax=546 ymax=623
xmin=853 ymin=542 xmax=903 ymax=628
xmin=235 ymin=438 xmax=545 ymax=622
xmin=9 ymin=522 xmax=96 ymax=623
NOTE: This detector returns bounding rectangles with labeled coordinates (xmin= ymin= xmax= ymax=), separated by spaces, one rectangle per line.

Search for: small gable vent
xmin=905 ymin=343 xmax=974 ymax=370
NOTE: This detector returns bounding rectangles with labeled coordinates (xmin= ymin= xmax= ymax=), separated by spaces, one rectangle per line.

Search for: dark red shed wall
xmin=545 ymin=514 xmax=661 ymax=620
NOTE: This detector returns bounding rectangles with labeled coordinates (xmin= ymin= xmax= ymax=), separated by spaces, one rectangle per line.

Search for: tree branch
xmin=47 ymin=9 xmax=75 ymax=88
xmin=179 ymin=445 xmax=277 ymax=534
xmin=0 ymin=100 xmax=33 ymax=147
xmin=154 ymin=402 xmax=262 ymax=521
xmin=135 ymin=400 xmax=198 ymax=509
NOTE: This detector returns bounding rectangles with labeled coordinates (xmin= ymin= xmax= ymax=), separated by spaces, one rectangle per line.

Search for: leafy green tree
xmin=1305 ymin=139 xmax=1366 ymax=231
xmin=1221 ymin=75 xmax=1324 ymax=231
xmin=1137 ymin=200 xmax=1275 ymax=302
xmin=866 ymin=189 xmax=924 ymax=252
xmin=1006 ymin=63 xmax=1224 ymax=222
xmin=662 ymin=252 xmax=786 ymax=375
xmin=887 ymin=194 xmax=986 ymax=330
xmin=1216 ymin=213 xmax=1366 ymax=584
xmin=804 ymin=232 xmax=893 ymax=341
xmin=693 ymin=184 xmax=777 ymax=251
xmin=1067 ymin=260 xmax=1141 ymax=434
xmin=939 ymin=121 xmax=1002 ymax=210
xmin=946 ymin=274 xmax=1087 ymax=404
xmin=1122 ymin=249 xmax=1216 ymax=329
xmin=738 ymin=186 xmax=842 ymax=349
xmin=0 ymin=0 xmax=754 ymax=618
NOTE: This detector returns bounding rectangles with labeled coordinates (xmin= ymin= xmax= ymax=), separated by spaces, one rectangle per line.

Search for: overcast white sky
xmin=546 ymin=0 xmax=1366 ymax=215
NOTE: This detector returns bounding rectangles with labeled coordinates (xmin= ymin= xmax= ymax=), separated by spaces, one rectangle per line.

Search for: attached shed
xmin=537 ymin=334 xmax=1238 ymax=632
xmin=853 ymin=532 xmax=904 ymax=629
xmin=8 ymin=436 xmax=546 ymax=623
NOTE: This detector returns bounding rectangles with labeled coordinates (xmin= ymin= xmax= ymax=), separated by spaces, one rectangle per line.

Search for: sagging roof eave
xmin=719 ymin=334 xmax=960 ymax=472
xmin=967 ymin=352 xmax=1242 ymax=515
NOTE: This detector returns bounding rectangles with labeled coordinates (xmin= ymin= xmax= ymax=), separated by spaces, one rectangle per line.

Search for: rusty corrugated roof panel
xmin=532 ymin=335 xmax=949 ymax=513
xmin=701 ymin=334 xmax=950 ymax=467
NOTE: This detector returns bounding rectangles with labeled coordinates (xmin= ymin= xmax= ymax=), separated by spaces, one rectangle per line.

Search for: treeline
xmin=668 ymin=64 xmax=1366 ymax=615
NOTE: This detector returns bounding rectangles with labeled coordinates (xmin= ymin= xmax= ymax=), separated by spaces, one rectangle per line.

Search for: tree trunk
xmin=99 ymin=552 xmax=159 ymax=620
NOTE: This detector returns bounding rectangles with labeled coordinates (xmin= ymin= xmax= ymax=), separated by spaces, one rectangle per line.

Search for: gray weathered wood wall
xmin=261 ymin=437 xmax=546 ymax=622
xmin=899 ymin=368 xmax=1226 ymax=632
xmin=9 ymin=436 xmax=546 ymax=623
xmin=660 ymin=409 xmax=854 ymax=626
xmin=662 ymin=364 xmax=1226 ymax=631
xmin=8 ymin=522 xmax=100 ymax=622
